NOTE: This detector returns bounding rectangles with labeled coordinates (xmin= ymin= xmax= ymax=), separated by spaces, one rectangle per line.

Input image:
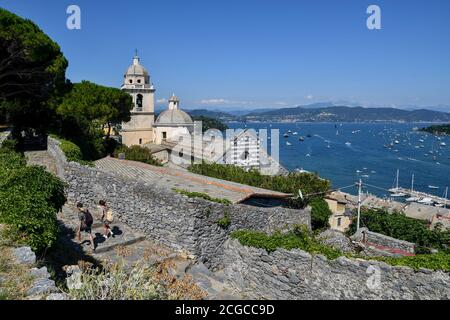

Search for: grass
xmin=0 ymin=238 xmax=35 ymax=300
xmin=172 ymin=188 xmax=232 ymax=205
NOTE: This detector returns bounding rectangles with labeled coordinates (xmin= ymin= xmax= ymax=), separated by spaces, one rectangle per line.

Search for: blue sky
xmin=2 ymin=0 xmax=450 ymax=110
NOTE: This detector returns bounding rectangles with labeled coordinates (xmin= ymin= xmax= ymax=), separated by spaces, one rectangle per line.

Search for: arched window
xmin=136 ymin=94 xmax=143 ymax=110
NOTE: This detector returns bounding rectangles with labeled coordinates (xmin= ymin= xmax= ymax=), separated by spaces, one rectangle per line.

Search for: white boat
xmin=306 ymin=154 xmax=311 ymax=157
xmin=389 ymin=169 xmax=402 ymax=193
xmin=391 ymin=193 xmax=406 ymax=198
xmin=345 ymin=142 xmax=351 ymax=146
xmin=440 ymin=142 xmax=446 ymax=146
xmin=406 ymin=197 xmax=420 ymax=202
xmin=293 ymin=132 xmax=298 ymax=135
xmin=435 ymin=203 xmax=445 ymax=208
xmin=428 ymin=185 xmax=439 ymax=189
xmin=286 ymin=142 xmax=292 ymax=146
xmin=418 ymin=197 xmax=434 ymax=205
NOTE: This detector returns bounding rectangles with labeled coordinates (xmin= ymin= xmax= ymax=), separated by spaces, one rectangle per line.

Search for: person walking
xmin=76 ymin=202 xmax=95 ymax=251
xmin=99 ymin=200 xmax=114 ymax=239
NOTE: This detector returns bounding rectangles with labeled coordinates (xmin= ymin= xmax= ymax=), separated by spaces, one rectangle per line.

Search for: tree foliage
xmin=54 ymin=81 xmax=132 ymax=160
xmin=309 ymin=198 xmax=332 ymax=231
xmin=0 ymin=8 xmax=68 ymax=129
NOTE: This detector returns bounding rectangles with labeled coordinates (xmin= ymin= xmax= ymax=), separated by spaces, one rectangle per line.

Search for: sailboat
xmin=406 ymin=174 xmax=420 ymax=202
xmin=389 ymin=169 xmax=406 ymax=197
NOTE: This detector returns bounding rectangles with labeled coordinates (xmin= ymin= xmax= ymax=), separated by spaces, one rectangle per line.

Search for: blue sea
xmin=228 ymin=122 xmax=450 ymax=197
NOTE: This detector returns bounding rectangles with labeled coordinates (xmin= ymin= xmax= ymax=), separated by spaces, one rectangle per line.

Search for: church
xmin=119 ymin=53 xmax=286 ymax=175
xmin=120 ymin=53 xmax=194 ymax=147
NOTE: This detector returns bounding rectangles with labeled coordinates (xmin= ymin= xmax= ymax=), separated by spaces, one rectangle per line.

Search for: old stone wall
xmin=223 ymin=239 xmax=450 ymax=300
xmin=48 ymin=137 xmax=310 ymax=270
xmin=352 ymin=227 xmax=415 ymax=254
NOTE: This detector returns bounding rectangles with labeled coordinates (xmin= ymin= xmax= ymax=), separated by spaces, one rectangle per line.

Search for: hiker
xmin=76 ymin=202 xmax=95 ymax=251
xmin=99 ymin=200 xmax=114 ymax=239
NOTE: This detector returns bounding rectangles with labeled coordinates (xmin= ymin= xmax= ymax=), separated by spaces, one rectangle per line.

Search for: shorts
xmin=102 ymin=219 xmax=112 ymax=228
xmin=80 ymin=226 xmax=92 ymax=234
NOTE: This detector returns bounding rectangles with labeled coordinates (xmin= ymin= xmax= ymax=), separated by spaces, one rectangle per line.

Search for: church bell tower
xmin=120 ymin=52 xmax=155 ymax=146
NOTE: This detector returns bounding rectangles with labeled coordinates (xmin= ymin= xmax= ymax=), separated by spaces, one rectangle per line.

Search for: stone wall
xmin=223 ymin=239 xmax=450 ymax=300
xmin=352 ymin=227 xmax=415 ymax=254
xmin=48 ymin=137 xmax=310 ymax=270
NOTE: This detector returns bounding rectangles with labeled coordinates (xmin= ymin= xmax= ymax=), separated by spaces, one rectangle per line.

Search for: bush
xmin=173 ymin=188 xmax=232 ymax=205
xmin=375 ymin=252 xmax=450 ymax=271
xmin=114 ymin=145 xmax=162 ymax=166
xmin=309 ymin=198 xmax=332 ymax=231
xmin=347 ymin=209 xmax=450 ymax=252
xmin=231 ymin=225 xmax=342 ymax=260
xmin=217 ymin=213 xmax=231 ymax=229
xmin=59 ymin=138 xmax=82 ymax=162
xmin=1 ymin=139 xmax=17 ymax=151
xmin=0 ymin=148 xmax=65 ymax=252
xmin=188 ymin=162 xmax=330 ymax=208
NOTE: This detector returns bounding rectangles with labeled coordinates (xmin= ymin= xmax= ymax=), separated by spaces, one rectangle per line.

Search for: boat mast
xmin=411 ymin=174 xmax=414 ymax=193
xmin=396 ymin=169 xmax=400 ymax=190
xmin=445 ymin=187 xmax=448 ymax=208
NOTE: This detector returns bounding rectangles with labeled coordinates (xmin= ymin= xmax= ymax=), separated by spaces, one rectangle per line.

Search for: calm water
xmin=228 ymin=122 xmax=450 ymax=197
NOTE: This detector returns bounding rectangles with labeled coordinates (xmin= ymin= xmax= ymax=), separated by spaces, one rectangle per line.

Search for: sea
xmin=227 ymin=122 xmax=450 ymax=198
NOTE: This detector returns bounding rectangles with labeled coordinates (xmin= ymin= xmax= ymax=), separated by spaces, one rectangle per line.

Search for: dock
xmin=393 ymin=188 xmax=449 ymax=207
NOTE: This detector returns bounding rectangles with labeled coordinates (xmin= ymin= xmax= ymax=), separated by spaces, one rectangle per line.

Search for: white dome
xmin=125 ymin=56 xmax=149 ymax=77
xmin=155 ymin=109 xmax=193 ymax=125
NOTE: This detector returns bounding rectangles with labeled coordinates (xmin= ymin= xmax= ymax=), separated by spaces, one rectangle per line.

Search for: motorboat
xmin=418 ymin=197 xmax=434 ymax=205
xmin=428 ymin=185 xmax=439 ymax=189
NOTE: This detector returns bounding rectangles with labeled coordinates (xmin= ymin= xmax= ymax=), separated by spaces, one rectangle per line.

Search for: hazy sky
xmin=2 ymin=0 xmax=450 ymax=110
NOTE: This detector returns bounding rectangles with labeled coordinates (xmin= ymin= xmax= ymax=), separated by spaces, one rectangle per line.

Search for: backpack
xmin=83 ymin=210 xmax=93 ymax=228
xmin=105 ymin=209 xmax=114 ymax=223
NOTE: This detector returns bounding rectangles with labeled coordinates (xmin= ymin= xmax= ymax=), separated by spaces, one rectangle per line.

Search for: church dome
xmin=155 ymin=109 xmax=194 ymax=125
xmin=125 ymin=55 xmax=149 ymax=77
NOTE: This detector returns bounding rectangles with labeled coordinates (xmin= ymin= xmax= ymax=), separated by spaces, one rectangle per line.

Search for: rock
xmin=65 ymin=265 xmax=82 ymax=290
xmin=46 ymin=293 xmax=69 ymax=300
xmin=27 ymin=278 xmax=57 ymax=296
xmin=317 ymin=229 xmax=356 ymax=254
xmin=13 ymin=247 xmax=36 ymax=265
xmin=30 ymin=267 xmax=50 ymax=280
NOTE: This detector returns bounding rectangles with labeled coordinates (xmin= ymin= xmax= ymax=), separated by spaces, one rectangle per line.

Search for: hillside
xmin=192 ymin=106 xmax=450 ymax=123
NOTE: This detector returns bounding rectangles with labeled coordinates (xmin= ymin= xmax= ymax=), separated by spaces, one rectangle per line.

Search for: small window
xmin=337 ymin=218 xmax=342 ymax=227
xmin=137 ymin=79 xmax=141 ymax=83
xmin=162 ymin=132 xmax=167 ymax=139
xmin=129 ymin=79 xmax=133 ymax=84
xmin=139 ymin=138 xmax=142 ymax=145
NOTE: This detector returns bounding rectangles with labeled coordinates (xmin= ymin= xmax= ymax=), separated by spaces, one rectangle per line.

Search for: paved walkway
xmin=96 ymin=157 xmax=288 ymax=203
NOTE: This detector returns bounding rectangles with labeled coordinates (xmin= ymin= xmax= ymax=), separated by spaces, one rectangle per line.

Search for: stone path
xmin=24 ymin=149 xmax=243 ymax=300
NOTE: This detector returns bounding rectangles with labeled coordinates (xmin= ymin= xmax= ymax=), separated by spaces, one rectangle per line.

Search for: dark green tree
xmin=55 ymin=81 xmax=132 ymax=159
xmin=0 ymin=8 xmax=68 ymax=130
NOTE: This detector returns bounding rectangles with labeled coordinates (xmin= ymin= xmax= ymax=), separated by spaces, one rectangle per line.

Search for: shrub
xmin=216 ymin=213 xmax=231 ymax=229
xmin=309 ymin=198 xmax=332 ymax=231
xmin=231 ymin=226 xmax=342 ymax=260
xmin=0 ymin=148 xmax=65 ymax=252
xmin=56 ymin=137 xmax=82 ymax=162
xmin=114 ymin=145 xmax=162 ymax=166
xmin=375 ymin=252 xmax=450 ymax=271
xmin=188 ymin=162 xmax=330 ymax=208
xmin=1 ymin=139 xmax=17 ymax=151
xmin=347 ymin=209 xmax=450 ymax=252
xmin=172 ymin=188 xmax=232 ymax=205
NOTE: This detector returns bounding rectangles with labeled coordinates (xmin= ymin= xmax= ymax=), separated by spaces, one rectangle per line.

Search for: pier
xmin=393 ymin=188 xmax=449 ymax=207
